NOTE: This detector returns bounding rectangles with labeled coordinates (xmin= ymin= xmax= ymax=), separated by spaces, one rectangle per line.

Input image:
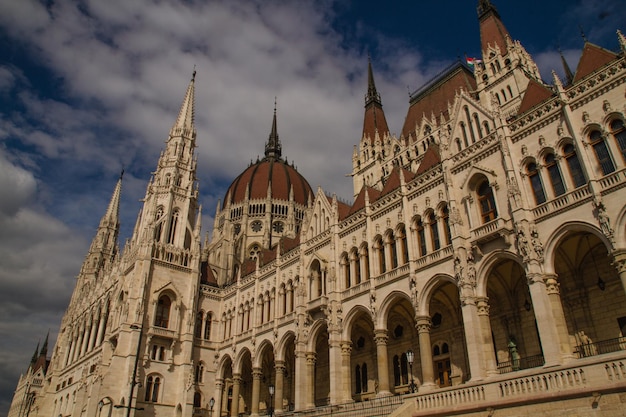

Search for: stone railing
xmin=532 ymin=186 xmax=591 ymax=220
xmin=575 ymin=336 xmax=626 ymax=358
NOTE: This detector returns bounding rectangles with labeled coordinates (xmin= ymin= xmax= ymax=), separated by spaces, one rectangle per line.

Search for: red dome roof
xmin=225 ymin=158 xmax=313 ymax=206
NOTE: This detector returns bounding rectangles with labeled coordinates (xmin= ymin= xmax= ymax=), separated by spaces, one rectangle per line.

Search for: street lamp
xmin=406 ymin=350 xmax=416 ymax=393
xmin=268 ymin=384 xmax=275 ymax=417
xmin=208 ymin=397 xmax=215 ymax=417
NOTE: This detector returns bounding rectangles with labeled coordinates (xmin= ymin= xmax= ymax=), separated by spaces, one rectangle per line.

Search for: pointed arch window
xmin=610 ymin=119 xmax=626 ymax=161
xmin=167 ymin=211 xmax=179 ymax=244
xmin=527 ymin=162 xmax=545 ymax=204
xmin=545 ymin=153 xmax=565 ymax=196
xmin=428 ymin=212 xmax=440 ymax=250
xmin=194 ymin=312 xmax=203 ymax=338
xmin=442 ymin=205 xmax=452 ymax=245
xmin=563 ymin=144 xmax=586 ymax=187
xmin=204 ymin=313 xmax=212 ymax=340
xmin=145 ymin=375 xmax=161 ymax=402
xmin=589 ymin=130 xmax=615 ymax=175
xmin=477 ymin=180 xmax=498 ymax=222
xmin=155 ymin=295 xmax=171 ymax=328
xmin=416 ymin=218 xmax=427 ymax=257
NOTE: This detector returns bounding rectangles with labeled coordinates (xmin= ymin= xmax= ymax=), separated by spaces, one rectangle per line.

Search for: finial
xmin=579 ymin=25 xmax=588 ymax=43
xmin=120 ymin=167 xmax=125 ymax=180
xmin=274 ymin=96 xmax=277 ymax=115
xmin=192 ymin=64 xmax=197 ymax=81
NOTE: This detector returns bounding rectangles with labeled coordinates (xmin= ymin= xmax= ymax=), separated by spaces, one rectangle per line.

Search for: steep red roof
xmin=349 ymin=186 xmax=381 ymax=216
xmin=517 ymin=79 xmax=555 ymax=115
xmin=200 ymin=261 xmax=218 ymax=286
xmin=336 ymin=200 xmax=352 ymax=221
xmin=363 ymin=106 xmax=390 ymax=144
xmin=478 ymin=2 xmax=510 ymax=55
xmin=572 ymin=43 xmax=619 ymax=83
xmin=415 ymin=144 xmax=441 ymax=175
xmin=381 ymin=166 xmax=416 ymax=196
xmin=402 ymin=63 xmax=476 ymax=142
xmin=279 ymin=235 xmax=300 ymax=254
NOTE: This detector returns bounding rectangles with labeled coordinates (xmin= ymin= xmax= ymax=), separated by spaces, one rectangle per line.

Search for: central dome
xmin=225 ymin=158 xmax=313 ymax=206
xmin=224 ymin=109 xmax=313 ymax=207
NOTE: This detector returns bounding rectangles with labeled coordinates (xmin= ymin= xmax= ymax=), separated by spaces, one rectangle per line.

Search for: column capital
xmin=611 ymin=250 xmax=626 ymax=273
xmin=374 ymin=329 xmax=388 ymax=345
xmin=415 ymin=316 xmax=432 ymax=333
xmin=476 ymin=297 xmax=490 ymax=316
xmin=233 ymin=374 xmax=242 ymax=384
xmin=340 ymin=341 xmax=352 ymax=356
xmin=306 ymin=352 xmax=317 ymax=365
xmin=252 ymin=368 xmax=263 ymax=380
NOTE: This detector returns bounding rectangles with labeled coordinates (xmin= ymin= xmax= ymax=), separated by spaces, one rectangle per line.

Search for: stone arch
xmin=233 ymin=347 xmax=252 ymax=374
xmin=475 ymin=249 xmax=523 ymax=297
xmin=254 ymin=338 xmax=275 ymax=368
xmin=341 ymin=304 xmax=373 ymax=340
xmin=377 ymin=290 xmax=412 ymax=329
xmin=275 ymin=331 xmax=296 ymax=362
xmin=417 ymin=273 xmax=457 ymax=317
xmin=543 ymin=221 xmax=610 ymax=276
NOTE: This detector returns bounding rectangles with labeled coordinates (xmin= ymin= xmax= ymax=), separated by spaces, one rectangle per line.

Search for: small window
xmin=545 ymin=154 xmax=565 ymax=196
xmin=527 ymin=162 xmax=546 ymax=204
xmin=610 ymin=119 xmax=626 ymax=161
xmin=155 ymin=295 xmax=171 ymax=328
xmin=589 ymin=130 xmax=615 ymax=175
xmin=477 ymin=181 xmax=497 ymax=223
xmin=563 ymin=144 xmax=586 ymax=187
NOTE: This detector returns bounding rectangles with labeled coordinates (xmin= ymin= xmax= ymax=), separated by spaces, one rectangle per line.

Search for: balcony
xmin=575 ymin=336 xmax=626 ymax=358
xmin=497 ymin=354 xmax=545 ymax=374
xmin=148 ymin=326 xmax=176 ymax=340
xmin=470 ymin=218 xmax=512 ymax=245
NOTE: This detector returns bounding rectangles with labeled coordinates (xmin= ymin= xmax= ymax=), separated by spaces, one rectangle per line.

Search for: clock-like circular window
xmin=251 ymin=220 xmax=263 ymax=232
xmin=272 ymin=221 xmax=284 ymax=233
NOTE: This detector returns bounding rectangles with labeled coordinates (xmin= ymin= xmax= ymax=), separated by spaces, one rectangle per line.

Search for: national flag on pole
xmin=466 ymin=56 xmax=482 ymax=67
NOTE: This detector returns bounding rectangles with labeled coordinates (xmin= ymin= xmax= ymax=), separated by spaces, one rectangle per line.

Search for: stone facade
xmin=9 ymin=1 xmax=626 ymax=417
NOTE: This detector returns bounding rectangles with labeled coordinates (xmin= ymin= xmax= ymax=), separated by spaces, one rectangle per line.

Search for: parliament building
xmin=9 ymin=1 xmax=626 ymax=416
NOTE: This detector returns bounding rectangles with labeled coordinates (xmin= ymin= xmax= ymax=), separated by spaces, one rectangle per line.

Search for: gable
xmin=573 ymin=43 xmax=619 ymax=83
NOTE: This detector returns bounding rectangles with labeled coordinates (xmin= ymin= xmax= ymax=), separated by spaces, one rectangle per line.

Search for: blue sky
xmin=0 ymin=0 xmax=623 ymax=413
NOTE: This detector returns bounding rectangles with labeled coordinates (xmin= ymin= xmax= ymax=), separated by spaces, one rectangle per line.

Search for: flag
xmin=466 ymin=57 xmax=482 ymax=67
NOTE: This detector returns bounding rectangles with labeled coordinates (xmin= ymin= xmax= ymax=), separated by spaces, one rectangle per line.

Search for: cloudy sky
xmin=0 ymin=0 xmax=623 ymax=412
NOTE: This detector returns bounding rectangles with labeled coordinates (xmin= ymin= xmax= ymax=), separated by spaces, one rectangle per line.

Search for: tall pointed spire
xmin=559 ymin=47 xmax=574 ymax=85
xmin=477 ymin=0 xmax=510 ymax=55
xmin=365 ymin=54 xmax=382 ymax=107
xmin=171 ymin=71 xmax=196 ymax=135
xmin=264 ymin=98 xmax=282 ymax=160
xmin=101 ymin=170 xmax=123 ymax=229
xmin=362 ymin=57 xmax=390 ymax=144
xmin=40 ymin=331 xmax=49 ymax=357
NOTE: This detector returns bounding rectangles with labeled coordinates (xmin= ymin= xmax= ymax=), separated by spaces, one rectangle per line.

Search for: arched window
xmin=194 ymin=312 xmax=203 ymax=338
xmin=393 ymin=355 xmax=401 ymax=386
xmin=375 ymin=237 xmax=386 ymax=274
xmin=351 ymin=249 xmax=361 ymax=284
xmin=416 ymin=218 xmax=427 ymax=257
xmin=477 ymin=181 xmax=497 ymax=222
xmin=342 ymin=253 xmax=351 ymax=288
xmin=387 ymin=232 xmax=398 ymax=269
xmin=195 ymin=363 xmax=204 ymax=383
xmin=545 ymin=153 xmax=565 ymax=196
xmin=589 ymin=130 xmax=615 ymax=175
xmin=442 ymin=205 xmax=452 ymax=245
xmin=355 ymin=365 xmax=362 ymax=393
xmin=155 ymin=295 xmax=171 ymax=328
xmin=563 ymin=144 xmax=586 ymax=187
xmin=193 ymin=392 xmax=201 ymax=408
xmin=204 ymin=313 xmax=212 ymax=340
xmin=361 ymin=363 xmax=368 ymax=393
xmin=167 ymin=211 xmax=179 ymax=244
xmin=460 ymin=122 xmax=469 ymax=147
xmin=145 ymin=375 xmax=161 ymax=402
xmin=610 ymin=119 xmax=626 ymax=161
xmin=428 ymin=212 xmax=440 ymax=250
xmin=527 ymin=162 xmax=546 ymax=204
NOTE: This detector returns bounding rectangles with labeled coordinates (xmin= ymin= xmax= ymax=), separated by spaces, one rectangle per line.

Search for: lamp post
xmin=268 ymin=384 xmax=275 ymax=417
xmin=208 ymin=397 xmax=215 ymax=417
xmin=406 ymin=350 xmax=416 ymax=393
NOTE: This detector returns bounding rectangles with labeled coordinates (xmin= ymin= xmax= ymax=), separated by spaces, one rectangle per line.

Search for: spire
xmin=101 ymin=171 xmax=123 ymax=228
xmin=558 ymin=47 xmax=574 ymax=85
xmin=40 ymin=331 xmax=49 ymax=357
xmin=477 ymin=0 xmax=510 ymax=55
xmin=171 ymin=71 xmax=196 ymax=135
xmin=362 ymin=58 xmax=390 ymax=144
xmin=264 ymin=99 xmax=282 ymax=160
xmin=365 ymin=54 xmax=382 ymax=107
xmin=30 ymin=342 xmax=40 ymax=365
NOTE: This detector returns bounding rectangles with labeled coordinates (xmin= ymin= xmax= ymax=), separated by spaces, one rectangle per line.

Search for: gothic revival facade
xmin=10 ymin=1 xmax=626 ymax=416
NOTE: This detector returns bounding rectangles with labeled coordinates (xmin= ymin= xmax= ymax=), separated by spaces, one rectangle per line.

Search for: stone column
xmin=213 ymin=379 xmax=224 ymax=417
xmin=328 ymin=336 xmax=343 ymax=404
xmin=528 ymin=273 xmax=571 ymax=366
xmin=416 ymin=316 xmax=436 ymax=390
xmin=340 ymin=342 xmax=353 ymax=402
xmin=294 ymin=345 xmax=307 ymax=410
xmin=96 ymin=312 xmax=107 ymax=346
xmin=475 ymin=297 xmax=498 ymax=376
xmin=80 ymin=323 xmax=90 ymax=357
xmin=230 ymin=374 xmax=241 ymax=417
xmin=250 ymin=368 xmax=262 ymax=417
xmin=274 ymin=361 xmax=285 ymax=413
xmin=612 ymin=250 xmax=626 ymax=295
xmin=306 ymin=352 xmax=317 ymax=408
xmin=87 ymin=316 xmax=98 ymax=352
xmin=374 ymin=330 xmax=391 ymax=397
